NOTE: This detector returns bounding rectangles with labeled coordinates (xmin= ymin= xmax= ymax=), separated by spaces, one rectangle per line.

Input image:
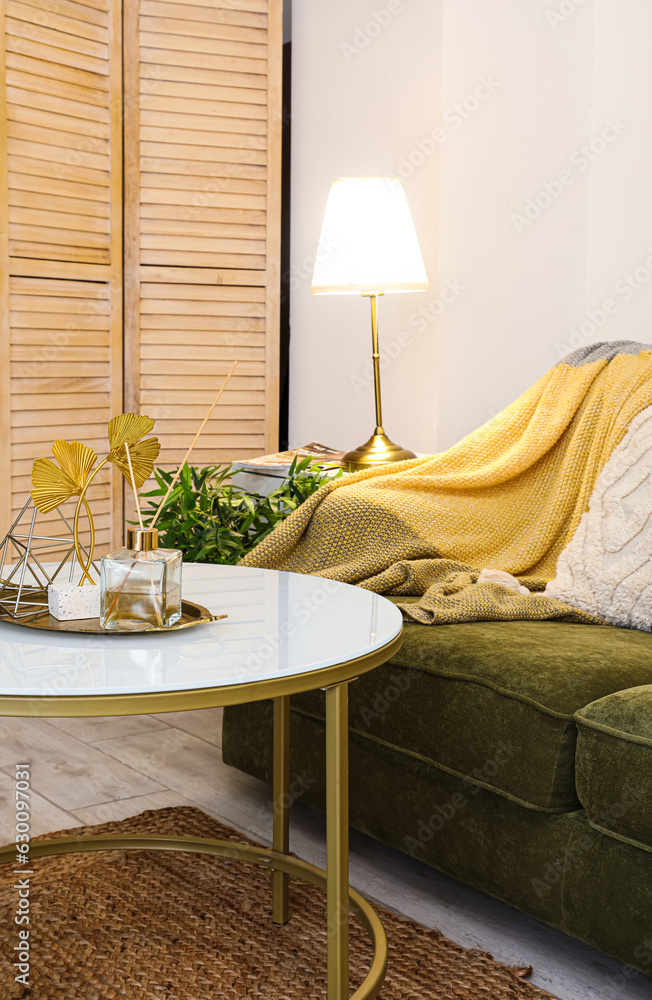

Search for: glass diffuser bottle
xmin=100 ymin=527 xmax=182 ymax=630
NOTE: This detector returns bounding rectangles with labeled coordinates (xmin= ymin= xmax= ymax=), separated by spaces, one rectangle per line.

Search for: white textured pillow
xmin=546 ymin=405 xmax=652 ymax=631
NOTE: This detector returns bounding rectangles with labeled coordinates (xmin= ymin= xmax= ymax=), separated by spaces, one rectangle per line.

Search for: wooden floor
xmin=0 ymin=709 xmax=649 ymax=1000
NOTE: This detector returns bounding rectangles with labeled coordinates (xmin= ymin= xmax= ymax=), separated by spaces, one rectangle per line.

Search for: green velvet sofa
xmin=222 ymin=597 xmax=652 ymax=975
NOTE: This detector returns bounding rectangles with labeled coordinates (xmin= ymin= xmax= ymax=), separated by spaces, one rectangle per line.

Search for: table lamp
xmin=311 ymin=177 xmax=429 ymax=469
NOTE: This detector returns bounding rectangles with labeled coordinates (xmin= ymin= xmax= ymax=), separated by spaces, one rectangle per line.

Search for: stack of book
xmin=231 ymin=442 xmax=345 ymax=495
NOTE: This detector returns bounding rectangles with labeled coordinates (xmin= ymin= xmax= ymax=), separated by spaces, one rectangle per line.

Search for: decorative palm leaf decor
xmin=0 ymin=363 xmax=238 ymax=620
xmin=31 ymin=415 xmax=160 ymax=585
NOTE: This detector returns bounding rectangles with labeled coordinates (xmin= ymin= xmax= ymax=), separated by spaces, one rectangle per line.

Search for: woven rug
xmin=0 ymin=806 xmax=555 ymax=999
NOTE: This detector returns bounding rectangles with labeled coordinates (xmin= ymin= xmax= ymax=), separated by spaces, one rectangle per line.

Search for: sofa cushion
xmin=293 ymin=609 xmax=652 ymax=811
xmin=575 ymin=685 xmax=652 ymax=852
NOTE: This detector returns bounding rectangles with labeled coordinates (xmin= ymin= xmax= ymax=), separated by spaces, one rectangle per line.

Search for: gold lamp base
xmin=341 ymin=291 xmax=418 ymax=472
xmin=343 ymin=429 xmax=416 ymax=471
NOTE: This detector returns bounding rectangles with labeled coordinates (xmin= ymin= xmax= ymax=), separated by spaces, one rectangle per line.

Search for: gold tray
xmin=0 ymin=600 xmax=226 ymax=635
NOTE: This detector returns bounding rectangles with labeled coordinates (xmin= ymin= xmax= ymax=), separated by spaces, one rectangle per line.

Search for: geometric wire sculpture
xmin=0 ymin=497 xmax=100 ymax=620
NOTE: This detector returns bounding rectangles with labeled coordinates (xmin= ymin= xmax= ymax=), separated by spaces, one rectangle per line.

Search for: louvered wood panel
xmin=1 ymin=0 xmax=281 ymax=547
xmin=125 ymin=0 xmax=282 ymax=466
xmin=1 ymin=0 xmax=123 ymax=546
xmin=1 ymin=0 xmax=11 ymax=525
xmin=138 ymin=281 xmax=267 ymax=467
xmin=137 ymin=0 xmax=268 ymax=271
xmin=5 ymin=0 xmax=112 ymax=265
xmin=8 ymin=276 xmax=117 ymax=555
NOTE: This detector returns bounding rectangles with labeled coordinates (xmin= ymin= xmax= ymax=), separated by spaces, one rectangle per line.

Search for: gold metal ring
xmin=0 ymin=833 xmax=389 ymax=1000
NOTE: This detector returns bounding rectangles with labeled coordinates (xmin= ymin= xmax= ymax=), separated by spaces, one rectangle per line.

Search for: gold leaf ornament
xmin=106 ymin=413 xmax=160 ymax=488
xmin=29 ymin=416 xmax=159 ymax=588
xmin=31 ymin=441 xmax=98 ymax=513
xmin=53 ymin=439 xmax=98 ymax=488
xmin=107 ymin=413 xmax=155 ymax=450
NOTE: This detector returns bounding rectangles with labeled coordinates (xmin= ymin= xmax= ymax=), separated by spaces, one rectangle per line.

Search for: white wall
xmin=288 ymin=0 xmax=652 ymax=454
xmin=585 ymin=0 xmax=652 ymax=341
xmin=288 ymin=0 xmax=442 ymax=454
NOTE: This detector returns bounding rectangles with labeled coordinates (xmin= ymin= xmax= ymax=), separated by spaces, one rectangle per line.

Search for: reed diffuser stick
xmin=150 ymin=360 xmax=238 ymax=528
xmin=124 ymin=442 xmax=145 ymax=531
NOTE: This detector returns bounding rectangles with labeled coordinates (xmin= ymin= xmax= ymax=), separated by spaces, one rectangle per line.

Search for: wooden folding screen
xmin=0 ymin=0 xmax=124 ymax=551
xmin=0 ymin=0 xmax=282 ymax=548
xmin=123 ymin=0 xmax=281 ymax=473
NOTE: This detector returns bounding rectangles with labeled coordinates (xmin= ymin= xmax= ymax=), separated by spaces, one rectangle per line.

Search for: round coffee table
xmin=0 ymin=563 xmax=403 ymax=1000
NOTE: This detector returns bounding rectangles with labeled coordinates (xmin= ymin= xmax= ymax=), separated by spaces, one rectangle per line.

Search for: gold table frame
xmin=0 ymin=632 xmax=403 ymax=1000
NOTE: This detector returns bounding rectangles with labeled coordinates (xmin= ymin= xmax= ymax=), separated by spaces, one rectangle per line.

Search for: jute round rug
xmin=0 ymin=807 xmax=555 ymax=999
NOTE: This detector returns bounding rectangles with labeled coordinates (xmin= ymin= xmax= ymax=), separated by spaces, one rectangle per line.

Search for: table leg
xmin=326 ymin=681 xmax=349 ymax=1000
xmin=272 ymin=694 xmax=290 ymax=924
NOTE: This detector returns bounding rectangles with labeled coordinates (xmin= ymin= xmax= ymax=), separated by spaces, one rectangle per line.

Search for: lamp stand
xmin=343 ymin=292 xmax=416 ymax=471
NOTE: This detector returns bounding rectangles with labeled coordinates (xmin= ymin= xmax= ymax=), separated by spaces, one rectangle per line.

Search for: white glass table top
xmin=0 ymin=564 xmax=403 ymax=699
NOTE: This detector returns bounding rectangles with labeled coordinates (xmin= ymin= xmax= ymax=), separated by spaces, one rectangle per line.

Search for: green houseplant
xmin=140 ymin=457 xmax=341 ymax=565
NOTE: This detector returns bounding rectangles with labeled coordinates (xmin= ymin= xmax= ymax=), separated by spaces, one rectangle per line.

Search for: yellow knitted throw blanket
xmin=241 ymin=344 xmax=652 ymax=625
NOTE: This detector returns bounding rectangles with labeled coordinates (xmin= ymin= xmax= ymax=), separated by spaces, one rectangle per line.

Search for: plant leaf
xmin=137 ymin=458 xmax=341 ymax=566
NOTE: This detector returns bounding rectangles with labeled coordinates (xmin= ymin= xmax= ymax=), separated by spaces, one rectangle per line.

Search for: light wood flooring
xmin=1 ymin=709 xmax=650 ymax=1000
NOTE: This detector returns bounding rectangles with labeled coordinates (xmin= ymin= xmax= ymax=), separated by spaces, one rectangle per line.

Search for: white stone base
xmin=48 ymin=583 xmax=101 ymax=621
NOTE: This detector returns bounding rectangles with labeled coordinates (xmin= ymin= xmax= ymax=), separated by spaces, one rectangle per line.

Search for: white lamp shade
xmin=311 ymin=177 xmax=429 ymax=294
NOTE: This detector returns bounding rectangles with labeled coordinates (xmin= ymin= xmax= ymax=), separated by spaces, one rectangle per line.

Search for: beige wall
xmin=288 ymin=0 xmax=652 ymax=454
